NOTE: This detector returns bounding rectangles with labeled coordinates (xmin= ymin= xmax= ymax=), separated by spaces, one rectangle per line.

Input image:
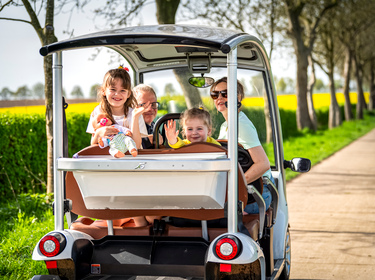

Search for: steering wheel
xmin=153 ymin=113 xmax=181 ymax=149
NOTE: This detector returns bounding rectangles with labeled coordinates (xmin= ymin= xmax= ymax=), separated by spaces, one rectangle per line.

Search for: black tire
xmin=279 ymin=226 xmax=291 ymax=280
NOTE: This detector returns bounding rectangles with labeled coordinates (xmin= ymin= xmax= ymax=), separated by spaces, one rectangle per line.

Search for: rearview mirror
xmin=284 ymin=158 xmax=311 ymax=173
xmin=188 ymin=77 xmax=215 ymax=88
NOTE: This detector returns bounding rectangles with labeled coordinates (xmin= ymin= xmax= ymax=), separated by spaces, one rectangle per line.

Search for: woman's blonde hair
xmin=98 ymin=68 xmax=136 ymax=123
xmin=180 ymin=106 xmax=213 ymax=137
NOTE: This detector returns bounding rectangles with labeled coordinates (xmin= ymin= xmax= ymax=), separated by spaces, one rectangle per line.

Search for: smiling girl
xmin=165 ymin=107 xmax=221 ymax=148
xmin=86 ymin=67 xmax=149 ymax=149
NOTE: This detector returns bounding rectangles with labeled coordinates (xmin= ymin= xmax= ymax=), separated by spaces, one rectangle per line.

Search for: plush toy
xmin=93 ymin=113 xmax=138 ymax=158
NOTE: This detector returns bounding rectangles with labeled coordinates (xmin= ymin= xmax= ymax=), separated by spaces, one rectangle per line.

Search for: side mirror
xmin=188 ymin=77 xmax=215 ymax=88
xmin=284 ymin=158 xmax=311 ymax=173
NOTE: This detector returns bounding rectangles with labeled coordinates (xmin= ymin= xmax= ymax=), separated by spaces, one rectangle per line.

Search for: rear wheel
xmin=279 ymin=226 xmax=291 ymax=280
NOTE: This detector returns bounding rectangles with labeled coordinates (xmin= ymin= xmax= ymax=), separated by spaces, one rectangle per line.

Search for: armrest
xmin=263 ymin=176 xmax=279 ymax=225
xmin=246 ymin=185 xmax=265 ymax=240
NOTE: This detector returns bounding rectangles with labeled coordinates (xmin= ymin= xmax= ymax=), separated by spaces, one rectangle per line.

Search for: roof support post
xmin=227 ymin=47 xmax=238 ymax=233
xmin=53 ymin=52 xmax=64 ymax=231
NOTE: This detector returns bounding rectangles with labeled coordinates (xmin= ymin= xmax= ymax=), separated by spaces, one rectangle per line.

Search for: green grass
xmin=282 ymin=111 xmax=375 ymax=181
xmin=0 ymin=194 xmax=53 ymax=279
xmin=1 ymin=110 xmax=375 ymax=279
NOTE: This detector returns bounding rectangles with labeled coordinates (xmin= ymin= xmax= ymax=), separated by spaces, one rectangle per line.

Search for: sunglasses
xmin=210 ymin=90 xmax=228 ymax=100
xmin=138 ymin=102 xmax=160 ymax=109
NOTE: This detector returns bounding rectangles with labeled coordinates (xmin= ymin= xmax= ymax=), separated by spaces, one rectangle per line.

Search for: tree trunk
xmin=369 ymin=58 xmax=375 ymax=110
xmin=43 ymin=0 xmax=57 ymax=193
xmin=295 ymin=48 xmax=315 ymax=130
xmin=353 ymin=52 xmax=366 ymax=119
xmin=173 ymin=68 xmax=202 ymax=108
xmin=328 ymin=71 xmax=342 ymax=128
xmin=307 ymin=54 xmax=318 ymax=130
xmin=154 ymin=0 xmax=201 ymax=109
xmin=285 ymin=0 xmax=315 ymax=131
xmin=44 ymin=55 xmax=54 ymax=193
xmin=342 ymin=47 xmax=353 ymax=120
xmin=264 ymin=88 xmax=272 ymax=143
xmin=156 ymin=0 xmax=180 ymax=24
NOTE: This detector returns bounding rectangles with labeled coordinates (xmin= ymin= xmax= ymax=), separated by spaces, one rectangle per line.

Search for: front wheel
xmin=279 ymin=226 xmax=291 ymax=280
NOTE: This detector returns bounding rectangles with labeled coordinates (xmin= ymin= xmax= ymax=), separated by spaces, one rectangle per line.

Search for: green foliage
xmin=0 ymin=112 xmax=90 ymax=198
xmin=0 ymin=113 xmax=47 ymax=197
xmin=66 ymin=112 xmax=92 ymax=157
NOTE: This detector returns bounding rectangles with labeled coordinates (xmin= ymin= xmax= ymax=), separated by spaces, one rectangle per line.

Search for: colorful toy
xmin=93 ymin=113 xmax=138 ymax=158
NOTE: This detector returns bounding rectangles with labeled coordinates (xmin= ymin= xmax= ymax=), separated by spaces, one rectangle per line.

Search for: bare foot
xmin=98 ymin=138 xmax=104 ymax=147
xmin=114 ymin=151 xmax=125 ymax=158
xmin=130 ymin=149 xmax=138 ymax=157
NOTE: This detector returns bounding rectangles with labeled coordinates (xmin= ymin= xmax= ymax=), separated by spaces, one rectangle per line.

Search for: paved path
xmin=287 ymin=129 xmax=375 ymax=280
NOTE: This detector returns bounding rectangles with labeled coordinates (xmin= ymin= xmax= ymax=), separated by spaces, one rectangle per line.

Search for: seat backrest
xmin=66 ymin=142 xmax=248 ymax=221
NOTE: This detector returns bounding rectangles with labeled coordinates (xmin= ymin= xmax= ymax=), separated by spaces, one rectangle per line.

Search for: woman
xmin=211 ymin=77 xmax=274 ymax=214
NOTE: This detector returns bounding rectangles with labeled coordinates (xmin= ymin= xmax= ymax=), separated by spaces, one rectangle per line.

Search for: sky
xmin=0 ymin=2 xmax=300 ymax=98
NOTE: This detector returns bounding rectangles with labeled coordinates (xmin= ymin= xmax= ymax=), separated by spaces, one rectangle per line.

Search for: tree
xmin=282 ymin=0 xmax=337 ymax=130
xmin=32 ymin=82 xmax=45 ymax=99
xmin=164 ymin=83 xmax=177 ymax=96
xmin=70 ymin=85 xmax=84 ymax=98
xmin=314 ymin=79 xmax=325 ymax=92
xmin=180 ymin=0 xmax=287 ymax=61
xmin=0 ymin=87 xmax=13 ymax=100
xmin=276 ymin=77 xmax=287 ymax=93
xmin=336 ymin=0 xmax=375 ymax=120
xmin=366 ymin=58 xmax=375 ymax=110
xmin=313 ymin=9 xmax=342 ymax=128
xmin=89 ymin=84 xmax=101 ymax=98
xmin=1 ymin=1 xmax=58 ymax=193
xmin=14 ymin=85 xmax=32 ymax=99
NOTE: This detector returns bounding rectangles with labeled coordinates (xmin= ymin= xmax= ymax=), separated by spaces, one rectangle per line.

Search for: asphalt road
xmin=287 ymin=129 xmax=375 ymax=279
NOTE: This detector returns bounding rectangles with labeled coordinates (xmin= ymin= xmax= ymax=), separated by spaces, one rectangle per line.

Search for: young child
xmin=92 ymin=113 xmax=138 ymax=157
xmin=86 ymin=66 xmax=159 ymax=227
xmin=86 ymin=66 xmax=148 ymax=149
xmin=165 ymin=106 xmax=221 ymax=148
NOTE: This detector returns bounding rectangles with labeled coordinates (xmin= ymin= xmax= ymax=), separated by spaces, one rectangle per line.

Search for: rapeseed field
xmin=0 ymin=92 xmax=369 ymax=114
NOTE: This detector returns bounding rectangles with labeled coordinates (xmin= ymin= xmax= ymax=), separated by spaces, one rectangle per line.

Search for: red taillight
xmin=214 ymin=236 xmax=241 ymax=260
xmin=39 ymin=233 xmax=66 ymax=257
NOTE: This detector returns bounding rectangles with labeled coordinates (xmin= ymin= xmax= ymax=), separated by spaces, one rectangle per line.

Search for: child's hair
xmin=180 ymin=106 xmax=213 ymax=137
xmin=98 ymin=68 xmax=137 ymax=122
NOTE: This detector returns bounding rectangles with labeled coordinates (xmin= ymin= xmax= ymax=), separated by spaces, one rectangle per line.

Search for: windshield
xmin=142 ymin=67 xmax=276 ymax=169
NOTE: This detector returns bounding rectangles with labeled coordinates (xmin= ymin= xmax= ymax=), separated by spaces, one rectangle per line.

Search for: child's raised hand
xmin=164 ymin=119 xmax=179 ymax=145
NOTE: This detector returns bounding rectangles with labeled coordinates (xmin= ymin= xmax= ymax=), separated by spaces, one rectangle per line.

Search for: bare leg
xmin=146 ymin=216 xmax=162 ymax=224
xmin=133 ymin=216 xmax=148 ymax=227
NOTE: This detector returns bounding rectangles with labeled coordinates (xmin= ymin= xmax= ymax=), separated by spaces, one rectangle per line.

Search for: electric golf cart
xmin=31 ymin=24 xmax=311 ymax=280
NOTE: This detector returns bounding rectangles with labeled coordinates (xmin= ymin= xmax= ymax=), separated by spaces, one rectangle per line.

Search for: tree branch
xmin=0 ymin=0 xmax=14 ymax=12
xmin=0 ymin=17 xmax=32 ymax=25
xmin=21 ymin=0 xmax=44 ymax=43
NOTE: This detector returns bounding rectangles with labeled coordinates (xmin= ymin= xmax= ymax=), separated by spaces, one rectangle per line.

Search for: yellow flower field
xmin=0 ymin=92 xmax=369 ymax=114
xmin=0 ymin=102 xmax=99 ymax=115
xmin=242 ymin=92 xmax=369 ymax=110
